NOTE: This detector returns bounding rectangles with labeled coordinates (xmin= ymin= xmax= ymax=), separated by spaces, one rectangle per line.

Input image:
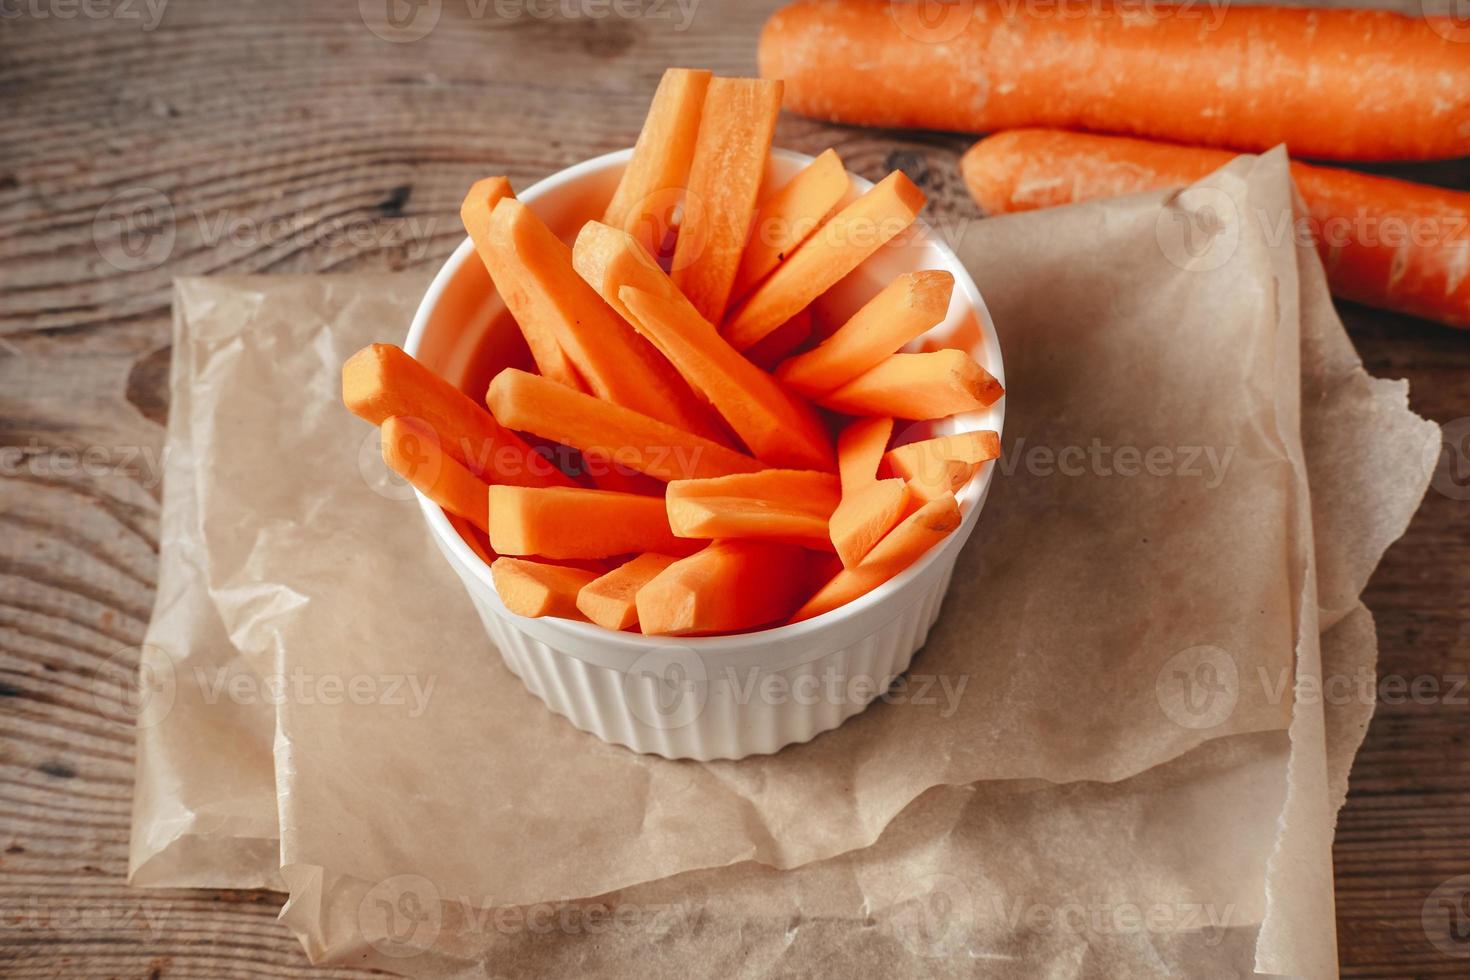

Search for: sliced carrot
xmin=792 ymin=493 xmax=961 ymax=623
xmin=744 ymin=308 xmax=814 ymax=371
xmin=829 ymin=477 xmax=912 ymax=568
xmin=485 ymin=197 xmax=722 ymax=437
xmin=819 ymin=350 xmax=1003 ymax=419
xmin=836 ymin=417 xmax=894 ymax=493
xmin=575 ymin=553 xmax=681 ymax=632
xmin=731 ymin=148 xmax=850 ymax=303
xmin=461 ymin=177 xmax=584 ymax=391
xmin=487 ymin=485 xmax=694 ymax=559
xmin=343 ymin=343 xmax=573 ymax=488
xmin=380 ymin=416 xmax=491 ymax=532
xmin=486 ymin=369 xmax=761 ymax=482
xmin=586 ymin=459 xmax=666 ymax=497
xmin=491 ymin=557 xmax=598 ymax=621
xmin=666 ymin=469 xmax=841 ymax=550
xmin=603 ymin=67 xmax=713 ymax=257
xmin=619 ymin=286 xmax=836 ymax=472
xmin=777 ymin=270 xmax=954 ymax=397
xmin=671 ymin=77 xmax=784 ymax=323
xmin=574 ymin=220 xmax=701 ymax=330
xmin=637 ymin=541 xmax=811 ymax=636
xmin=723 ymin=171 xmax=926 ymax=351
xmin=885 ymin=431 xmax=1001 ymax=499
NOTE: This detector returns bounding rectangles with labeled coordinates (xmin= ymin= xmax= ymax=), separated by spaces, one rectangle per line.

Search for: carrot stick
xmin=604 ymin=68 xmax=713 ymax=258
xmin=487 ymin=485 xmax=695 ymax=559
xmin=731 ymin=148 xmax=850 ymax=303
xmin=671 ymin=77 xmax=784 ymax=323
xmin=586 ymin=460 xmax=666 ymax=497
xmin=575 ymin=553 xmax=681 ymax=632
xmin=666 ymin=469 xmax=841 ymax=550
xmin=836 ymin=416 xmax=894 ymax=492
xmin=619 ymin=286 xmax=837 ymax=472
xmin=460 ymin=177 xmax=585 ymax=391
xmin=380 ymin=416 xmax=491 ymax=532
xmin=486 ymin=369 xmax=762 ymax=482
xmin=829 ymin=478 xmax=912 ymax=568
xmin=819 ymin=350 xmax=1003 ymax=419
xmin=724 ymin=170 xmax=926 ymax=350
xmin=744 ymin=308 xmax=814 ymax=371
xmin=777 ymin=270 xmax=953 ymax=397
xmin=491 ymin=557 xmax=598 ymax=621
xmin=637 ymin=541 xmax=812 ymax=636
xmin=962 ymin=129 xmax=1470 ymax=330
xmin=760 ymin=0 xmax=1470 ymax=162
xmin=792 ymin=493 xmax=961 ymax=622
xmin=343 ymin=343 xmax=573 ymax=488
xmin=885 ymin=431 xmax=1000 ymax=500
xmin=485 ymin=198 xmax=726 ymax=433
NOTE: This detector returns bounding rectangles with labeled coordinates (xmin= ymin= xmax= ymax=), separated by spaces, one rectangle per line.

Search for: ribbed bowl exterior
xmin=446 ymin=549 xmax=961 ymax=760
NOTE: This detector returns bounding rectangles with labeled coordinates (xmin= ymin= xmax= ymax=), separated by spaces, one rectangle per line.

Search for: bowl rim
xmin=404 ymin=146 xmax=1005 ymax=653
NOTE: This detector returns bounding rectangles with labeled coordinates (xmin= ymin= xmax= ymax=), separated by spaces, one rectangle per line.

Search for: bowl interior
xmin=404 ymin=148 xmax=1005 ymax=651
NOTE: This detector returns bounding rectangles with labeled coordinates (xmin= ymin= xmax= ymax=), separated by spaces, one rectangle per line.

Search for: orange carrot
xmin=343 ymin=343 xmax=573 ymax=488
xmin=492 ymin=557 xmax=598 ymax=621
xmin=760 ymin=0 xmax=1470 ymax=162
xmin=575 ymin=553 xmax=681 ymax=631
xmin=619 ymin=286 xmax=836 ymax=472
xmin=637 ymin=541 xmax=811 ymax=636
xmin=819 ymin=350 xmax=1003 ymax=419
xmin=724 ymin=170 xmax=926 ymax=350
xmin=487 ymin=486 xmax=694 ymax=559
xmin=671 ymin=77 xmax=784 ymax=323
xmin=885 ymin=431 xmax=1000 ymax=496
xmin=461 ymin=177 xmax=584 ymax=391
xmin=380 ymin=416 xmax=491 ymax=532
xmin=778 ymin=270 xmax=953 ymax=397
xmin=744 ymin=308 xmax=814 ymax=371
xmin=486 ymin=369 xmax=761 ymax=482
xmin=731 ymin=148 xmax=850 ymax=303
xmin=836 ymin=416 xmax=894 ymax=492
xmin=666 ymin=469 xmax=841 ymax=550
xmin=573 ymin=220 xmax=698 ymax=324
xmin=829 ymin=478 xmax=912 ymax=568
xmin=604 ymin=68 xmax=713 ymax=257
xmin=792 ymin=493 xmax=961 ymax=622
xmin=962 ymin=129 xmax=1470 ymax=330
xmin=485 ymin=198 xmax=725 ymax=433
xmin=586 ymin=460 xmax=667 ymax=497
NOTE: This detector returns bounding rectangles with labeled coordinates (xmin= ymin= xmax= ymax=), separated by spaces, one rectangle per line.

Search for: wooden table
xmin=2 ymin=1 xmax=1466 ymax=976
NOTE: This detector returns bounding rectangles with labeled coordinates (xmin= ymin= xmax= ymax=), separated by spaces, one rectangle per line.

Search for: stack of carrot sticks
xmin=759 ymin=0 xmax=1470 ymax=329
xmin=344 ymin=69 xmax=1003 ymax=636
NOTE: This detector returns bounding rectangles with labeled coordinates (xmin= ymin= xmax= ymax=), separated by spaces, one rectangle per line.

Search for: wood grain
xmin=2 ymin=1 xmax=1467 ymax=976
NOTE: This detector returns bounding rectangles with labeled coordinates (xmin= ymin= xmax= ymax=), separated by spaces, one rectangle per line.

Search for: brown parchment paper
xmin=129 ymin=151 xmax=1437 ymax=977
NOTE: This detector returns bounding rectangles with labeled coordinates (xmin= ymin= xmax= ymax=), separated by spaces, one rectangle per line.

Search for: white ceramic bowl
xmin=405 ymin=148 xmax=1005 ymax=760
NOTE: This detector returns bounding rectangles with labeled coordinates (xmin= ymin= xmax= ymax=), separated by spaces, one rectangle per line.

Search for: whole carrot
xmin=760 ymin=0 xmax=1470 ymax=162
xmin=961 ymin=129 xmax=1470 ymax=329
